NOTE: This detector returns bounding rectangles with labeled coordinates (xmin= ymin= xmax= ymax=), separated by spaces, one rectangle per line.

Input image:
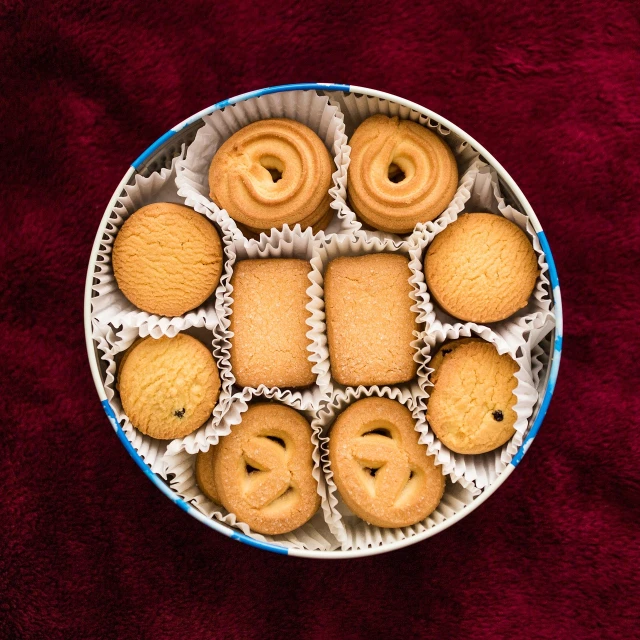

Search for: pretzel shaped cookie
xmin=212 ymin=403 xmax=321 ymax=535
xmin=329 ymin=397 xmax=445 ymax=528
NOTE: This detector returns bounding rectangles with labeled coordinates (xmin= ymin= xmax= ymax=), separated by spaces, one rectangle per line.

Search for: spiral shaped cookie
xmin=209 ymin=118 xmax=333 ymax=233
xmin=329 ymin=397 xmax=445 ymax=528
xmin=213 ymin=404 xmax=320 ymax=535
xmin=347 ymin=115 xmax=458 ymax=233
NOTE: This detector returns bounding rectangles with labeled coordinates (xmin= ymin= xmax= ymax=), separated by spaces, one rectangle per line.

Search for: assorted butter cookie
xmin=426 ymin=339 xmax=519 ymax=455
xmin=209 ymin=118 xmax=333 ymax=234
xmin=113 ymin=202 xmax=223 ymax=317
xmin=347 ymin=115 xmax=458 ymax=233
xmin=212 ymin=403 xmax=321 ymax=535
xmin=105 ymin=110 xmax=544 ymax=543
xmin=325 ymin=253 xmax=418 ymax=386
xmin=229 ymin=258 xmax=315 ymax=389
xmin=425 ymin=213 xmax=539 ymax=323
xmin=195 ymin=447 xmax=220 ymax=504
xmin=328 ymin=397 xmax=445 ymax=528
xmin=118 ymin=334 xmax=220 ymax=440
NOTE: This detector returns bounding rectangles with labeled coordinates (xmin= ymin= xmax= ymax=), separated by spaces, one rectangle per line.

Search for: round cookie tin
xmin=84 ymin=83 xmax=562 ymax=558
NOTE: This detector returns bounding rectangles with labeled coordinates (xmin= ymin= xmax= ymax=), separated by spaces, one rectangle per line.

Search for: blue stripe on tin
xmin=173 ymin=83 xmax=351 ymax=132
xmin=100 ymin=399 xmax=289 ymax=555
xmin=511 ymin=231 xmax=562 ymax=467
xmin=231 ymin=531 xmax=289 ymax=555
xmin=131 ymin=129 xmax=179 ymax=170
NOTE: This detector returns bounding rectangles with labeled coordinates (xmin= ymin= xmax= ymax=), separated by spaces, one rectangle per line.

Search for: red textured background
xmin=1 ymin=1 xmax=639 ymax=638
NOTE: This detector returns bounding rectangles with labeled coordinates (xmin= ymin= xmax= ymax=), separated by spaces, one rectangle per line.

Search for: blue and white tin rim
xmin=84 ymin=83 xmax=562 ymax=558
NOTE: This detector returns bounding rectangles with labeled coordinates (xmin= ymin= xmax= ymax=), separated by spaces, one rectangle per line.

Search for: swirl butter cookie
xmin=113 ymin=203 xmax=223 ymax=317
xmin=328 ymin=397 xmax=445 ymax=528
xmin=209 ymin=118 xmax=333 ymax=233
xmin=213 ymin=404 xmax=320 ymax=535
xmin=118 ymin=334 xmax=220 ymax=440
xmin=427 ymin=339 xmax=519 ymax=454
xmin=425 ymin=213 xmax=538 ymax=323
xmin=347 ymin=115 xmax=458 ymax=233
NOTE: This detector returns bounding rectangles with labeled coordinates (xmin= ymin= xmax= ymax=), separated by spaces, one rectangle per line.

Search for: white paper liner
xmin=203 ymin=226 xmax=330 ymax=428
xmin=413 ymin=165 xmax=555 ymax=343
xmin=325 ymin=91 xmax=484 ymax=243
xmin=175 ymin=89 xmax=357 ymax=238
xmin=163 ymin=387 xmax=337 ymax=551
xmin=91 ymin=147 xmax=231 ymax=338
xmin=308 ymin=232 xmax=428 ymax=403
xmin=418 ymin=324 xmax=546 ymax=489
xmin=94 ymin=322 xmax=235 ymax=459
xmin=313 ymin=386 xmax=480 ymax=551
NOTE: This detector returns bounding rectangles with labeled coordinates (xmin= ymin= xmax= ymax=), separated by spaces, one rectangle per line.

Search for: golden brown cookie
xmin=230 ymin=259 xmax=315 ymax=388
xmin=325 ymin=253 xmax=418 ymax=386
xmin=195 ymin=448 xmax=220 ymax=503
xmin=328 ymin=397 xmax=445 ymax=528
xmin=112 ymin=202 xmax=223 ymax=317
xmin=347 ymin=115 xmax=458 ymax=233
xmin=209 ymin=118 xmax=333 ymax=233
xmin=427 ymin=339 xmax=519 ymax=454
xmin=118 ymin=334 xmax=220 ymax=440
xmin=213 ymin=403 xmax=320 ymax=535
xmin=425 ymin=213 xmax=539 ymax=323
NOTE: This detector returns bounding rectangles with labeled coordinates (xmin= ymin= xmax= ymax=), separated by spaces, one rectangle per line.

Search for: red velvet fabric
xmin=1 ymin=1 xmax=639 ymax=638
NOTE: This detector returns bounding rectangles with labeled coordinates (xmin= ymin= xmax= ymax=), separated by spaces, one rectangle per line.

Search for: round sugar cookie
xmin=118 ymin=334 xmax=220 ymax=440
xmin=195 ymin=448 xmax=220 ymax=504
xmin=113 ymin=202 xmax=223 ymax=317
xmin=425 ymin=213 xmax=538 ymax=323
xmin=427 ymin=339 xmax=519 ymax=454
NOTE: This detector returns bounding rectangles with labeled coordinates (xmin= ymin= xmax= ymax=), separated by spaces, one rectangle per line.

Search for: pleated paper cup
xmin=314 ymin=386 xmax=480 ymax=551
xmin=329 ymin=90 xmax=485 ymax=243
xmin=308 ymin=231 xmax=429 ymax=405
xmin=175 ymin=89 xmax=356 ymax=238
xmin=164 ymin=387 xmax=336 ymax=551
xmin=91 ymin=146 xmax=229 ymax=338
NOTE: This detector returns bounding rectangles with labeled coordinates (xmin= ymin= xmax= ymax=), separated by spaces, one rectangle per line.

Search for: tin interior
xmin=84 ymin=85 xmax=561 ymax=558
